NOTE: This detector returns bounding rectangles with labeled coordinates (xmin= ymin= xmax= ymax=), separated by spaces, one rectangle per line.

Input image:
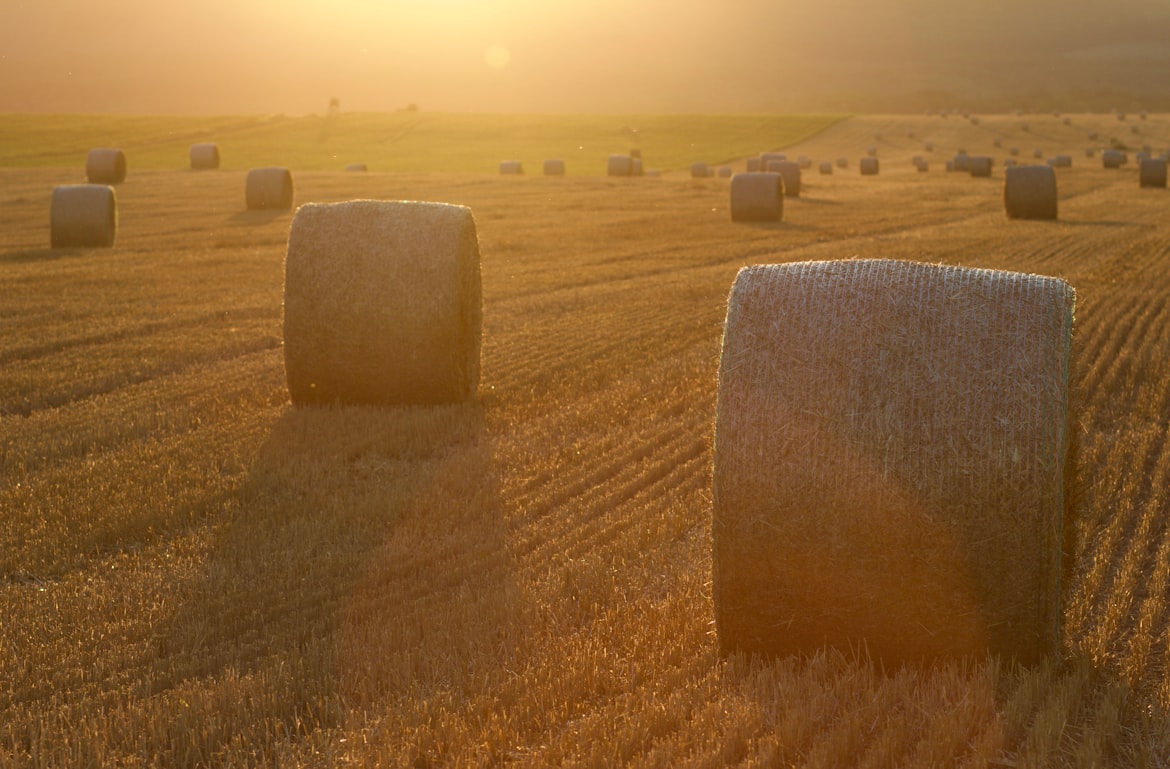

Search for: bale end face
xmin=1004 ymin=165 xmax=1058 ymax=220
xmin=607 ymin=155 xmax=634 ymax=177
xmin=1139 ymin=158 xmax=1168 ymax=188
xmin=729 ymin=172 xmax=783 ymax=223
xmin=50 ymin=185 xmax=117 ymax=248
xmin=190 ymin=143 xmax=221 ymax=170
xmin=713 ymin=259 xmax=1074 ymax=665
xmin=859 ymin=157 xmax=879 ymax=175
xmin=245 ymin=167 xmax=295 ymax=210
xmin=283 ymin=200 xmax=483 ymax=406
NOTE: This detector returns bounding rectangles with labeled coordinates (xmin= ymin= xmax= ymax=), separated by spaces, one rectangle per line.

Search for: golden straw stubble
xmin=712 ymin=259 xmax=1075 ymax=665
xmin=283 ymin=200 xmax=482 ymax=405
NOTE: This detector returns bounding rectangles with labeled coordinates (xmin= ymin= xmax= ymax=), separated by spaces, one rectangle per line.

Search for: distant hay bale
xmin=1140 ymin=158 xmax=1168 ymax=188
xmin=629 ymin=148 xmax=642 ymax=160
xmin=1047 ymin=155 xmax=1072 ymax=168
xmin=189 ymin=143 xmax=220 ymax=170
xmin=836 ymin=157 xmax=848 ymax=169
xmin=283 ymin=200 xmax=482 ymax=405
xmin=1004 ymin=158 xmax=1019 ymax=167
xmin=819 ymin=161 xmax=833 ymax=175
xmin=85 ymin=148 xmax=127 ymax=184
xmin=543 ymin=159 xmax=566 ymax=176
xmin=746 ymin=157 xmax=762 ymax=172
xmin=50 ymin=184 xmax=117 ymax=248
xmin=717 ymin=165 xmax=732 ymax=178
xmin=1132 ymin=125 xmax=1141 ymax=135
xmin=1084 ymin=148 xmax=1096 ymax=158
xmin=866 ymin=146 xmax=878 ymax=157
xmin=860 ymin=157 xmax=879 ymax=175
xmin=993 ymin=137 xmax=1003 ymax=148
xmin=1102 ymin=149 xmax=1125 ymax=169
xmin=1004 ymin=165 xmax=1058 ymax=220
xmin=1032 ymin=148 xmax=1044 ymax=159
xmin=760 ymin=152 xmax=786 ymax=168
xmin=1118 ymin=113 xmax=1127 ymax=121
xmin=729 ymin=172 xmax=783 ymax=222
xmin=607 ymin=154 xmax=634 ymax=177
xmin=797 ymin=156 xmax=812 ymax=170
xmin=712 ymin=258 xmax=1074 ymax=665
xmin=632 ymin=158 xmax=644 ymax=176
xmin=344 ymin=163 xmax=368 ymax=172
xmin=924 ymin=142 xmax=934 ymax=152
xmin=953 ymin=154 xmax=971 ymax=173
xmin=1063 ymin=117 xmax=1072 ymax=126
xmin=499 ymin=160 xmax=524 ymax=175
xmin=1137 ymin=152 xmax=1151 ymax=165
xmin=946 ymin=160 xmax=955 ymax=172
xmin=1088 ymin=131 xmax=1099 ymax=141
xmin=969 ymin=156 xmax=992 ymax=177
xmin=691 ymin=162 xmax=712 ymax=178
xmin=1009 ymin=147 xmax=1020 ymax=156
xmin=245 ymin=167 xmax=294 ymax=210
xmin=916 ymin=158 xmax=929 ymax=172
xmin=772 ymin=160 xmax=802 ymax=197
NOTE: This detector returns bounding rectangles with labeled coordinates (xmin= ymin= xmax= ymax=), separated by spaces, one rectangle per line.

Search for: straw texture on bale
xmin=86 ymin=148 xmax=127 ymax=184
xmin=189 ymin=143 xmax=220 ymax=170
xmin=774 ymin=160 xmax=801 ymax=197
xmin=729 ymin=172 xmax=783 ymax=223
xmin=1102 ymin=150 xmax=1125 ymax=169
xmin=499 ymin=160 xmax=524 ymax=175
xmin=50 ymin=184 xmax=117 ymax=248
xmin=859 ymin=157 xmax=879 ymax=175
xmin=968 ymin=156 xmax=992 ymax=177
xmin=712 ymin=259 xmax=1075 ymax=665
xmin=1004 ymin=165 xmax=1058 ymax=220
xmin=344 ymin=163 xmax=368 ymax=172
xmin=283 ymin=200 xmax=482 ymax=405
xmin=245 ymin=167 xmax=294 ymax=210
xmin=1140 ymin=158 xmax=1168 ymax=188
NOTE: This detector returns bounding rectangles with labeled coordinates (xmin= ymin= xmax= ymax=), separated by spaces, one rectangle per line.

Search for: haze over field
xmin=3 ymin=0 xmax=1170 ymax=114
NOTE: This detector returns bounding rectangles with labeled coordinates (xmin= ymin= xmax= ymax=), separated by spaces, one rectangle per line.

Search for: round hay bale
xmin=866 ymin=146 xmax=878 ymax=157
xmin=1136 ymin=152 xmax=1151 ymax=165
xmin=189 ymin=143 xmax=220 ymax=170
xmin=632 ymin=157 xmax=644 ymax=177
xmin=746 ymin=157 xmax=762 ymax=172
xmin=1139 ymin=158 xmax=1168 ymax=188
xmin=797 ymin=156 xmax=812 ymax=170
xmin=1004 ymin=164 xmax=1058 ymax=220
xmin=1088 ymin=131 xmax=1099 ymax=140
xmin=924 ymin=142 xmax=934 ymax=152
xmin=1032 ymin=148 xmax=1044 ymax=159
xmin=1003 ymin=158 xmax=1019 ymax=167
xmin=1047 ymin=155 xmax=1072 ymax=169
xmin=760 ymin=152 xmax=786 ymax=168
xmin=729 ymin=172 xmax=783 ymax=222
xmin=691 ymin=162 xmax=711 ymax=178
xmin=771 ymin=160 xmax=801 ymax=197
xmin=1063 ymin=117 xmax=1072 ymax=126
xmin=712 ymin=259 xmax=1074 ymax=665
xmin=859 ymin=157 xmax=879 ymax=175
xmin=1084 ymin=148 xmax=1096 ymax=158
xmin=953 ymin=154 xmax=971 ymax=173
xmin=543 ymin=159 xmax=566 ymax=176
xmin=499 ymin=160 xmax=524 ymax=175
xmin=85 ymin=148 xmax=127 ymax=184
xmin=969 ymin=156 xmax=993 ymax=177
xmin=836 ymin=157 xmax=848 ymax=169
xmin=819 ymin=161 xmax=833 ymax=175
xmin=993 ymin=137 xmax=1003 ymax=148
xmin=50 ymin=184 xmax=117 ymax=248
xmin=283 ymin=200 xmax=482 ymax=405
xmin=1009 ymin=147 xmax=1020 ymax=156
xmin=629 ymin=148 xmax=642 ymax=160
xmin=916 ymin=158 xmax=929 ymax=172
xmin=245 ymin=167 xmax=294 ymax=210
xmin=1102 ymin=149 xmax=1125 ymax=169
xmin=946 ymin=160 xmax=955 ymax=172
xmin=717 ymin=165 xmax=732 ymax=178
xmin=344 ymin=163 xmax=368 ymax=172
xmin=607 ymin=154 xmax=634 ymax=177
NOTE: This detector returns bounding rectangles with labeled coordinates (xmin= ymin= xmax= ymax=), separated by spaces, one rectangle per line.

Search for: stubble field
xmin=3 ymin=112 xmax=1170 ymax=767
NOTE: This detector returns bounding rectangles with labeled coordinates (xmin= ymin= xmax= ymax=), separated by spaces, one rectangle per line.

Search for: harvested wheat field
xmin=4 ymin=113 xmax=1170 ymax=767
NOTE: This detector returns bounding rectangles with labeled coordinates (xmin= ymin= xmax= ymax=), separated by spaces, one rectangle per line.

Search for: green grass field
xmin=0 ymin=112 xmax=844 ymax=175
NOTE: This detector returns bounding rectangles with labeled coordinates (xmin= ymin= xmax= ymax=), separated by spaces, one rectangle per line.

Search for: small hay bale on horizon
xmin=344 ymin=163 xmax=368 ymax=172
xmin=746 ymin=157 xmax=762 ymax=172
xmin=1047 ymin=155 xmax=1072 ymax=169
xmin=86 ymin=148 xmax=127 ymax=184
xmin=50 ymin=184 xmax=117 ymax=248
xmin=691 ymin=162 xmax=712 ymax=178
xmin=717 ymin=165 xmax=733 ymax=178
xmin=283 ymin=200 xmax=482 ymax=405
xmin=499 ymin=160 xmax=524 ymax=175
xmin=607 ymin=154 xmax=634 ymax=177
xmin=189 ymin=143 xmax=220 ymax=170
xmin=245 ymin=167 xmax=294 ymax=210
xmin=712 ymin=259 xmax=1075 ymax=665
xmin=729 ymin=172 xmax=783 ymax=222
xmin=1102 ymin=149 xmax=1125 ymax=169
xmin=1140 ymin=158 xmax=1168 ymax=188
xmin=968 ymin=156 xmax=993 ymax=177
xmin=543 ymin=159 xmax=566 ymax=176
xmin=819 ymin=161 xmax=833 ymax=175
xmin=1004 ymin=164 xmax=1058 ymax=220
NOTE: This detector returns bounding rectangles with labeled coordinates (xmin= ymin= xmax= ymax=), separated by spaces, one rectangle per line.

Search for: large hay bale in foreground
xmin=190 ymin=143 xmax=220 ymax=170
xmin=245 ymin=167 xmax=294 ymax=210
xmin=859 ymin=157 xmax=879 ymax=175
xmin=283 ymin=200 xmax=482 ymax=405
xmin=1140 ymin=158 xmax=1168 ymax=188
xmin=50 ymin=184 xmax=117 ymax=248
xmin=607 ymin=154 xmax=634 ymax=177
xmin=713 ymin=259 xmax=1074 ymax=665
xmin=1004 ymin=165 xmax=1058 ymax=220
xmin=86 ymin=148 xmax=127 ymax=184
xmin=729 ymin=172 xmax=783 ymax=222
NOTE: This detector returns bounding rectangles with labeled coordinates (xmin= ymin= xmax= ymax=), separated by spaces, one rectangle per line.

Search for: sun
xmin=484 ymin=44 xmax=511 ymax=70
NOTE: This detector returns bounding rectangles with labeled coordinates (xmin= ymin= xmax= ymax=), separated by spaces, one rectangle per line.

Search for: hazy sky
xmin=3 ymin=0 xmax=1170 ymax=113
